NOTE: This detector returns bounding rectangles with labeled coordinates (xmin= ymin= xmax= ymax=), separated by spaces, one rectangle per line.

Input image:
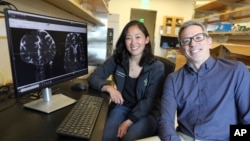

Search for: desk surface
xmin=0 ymin=79 xmax=109 ymax=141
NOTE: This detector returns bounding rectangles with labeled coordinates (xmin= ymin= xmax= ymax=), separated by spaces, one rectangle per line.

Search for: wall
xmin=108 ymin=0 xmax=194 ymax=57
xmin=2 ymin=0 xmax=86 ymax=21
xmin=0 ymin=0 xmax=195 ymax=84
xmin=0 ymin=0 xmax=107 ymax=84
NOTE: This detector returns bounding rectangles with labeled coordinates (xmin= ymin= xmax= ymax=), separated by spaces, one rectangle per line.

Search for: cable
xmin=0 ymin=0 xmax=18 ymax=13
xmin=0 ymin=84 xmax=16 ymax=112
xmin=0 ymin=98 xmax=17 ymax=112
xmin=0 ymin=1 xmax=18 ymax=10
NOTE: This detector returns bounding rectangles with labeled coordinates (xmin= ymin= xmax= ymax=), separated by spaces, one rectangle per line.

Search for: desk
xmin=0 ymin=79 xmax=109 ymax=141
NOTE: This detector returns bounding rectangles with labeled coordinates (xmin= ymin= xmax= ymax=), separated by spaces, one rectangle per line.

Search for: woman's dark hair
xmin=113 ymin=20 xmax=154 ymax=67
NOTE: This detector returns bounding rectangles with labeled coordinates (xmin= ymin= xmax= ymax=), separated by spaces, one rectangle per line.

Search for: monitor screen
xmin=4 ymin=9 xmax=88 ymax=113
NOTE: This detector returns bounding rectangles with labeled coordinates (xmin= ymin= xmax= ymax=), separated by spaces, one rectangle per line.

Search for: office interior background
xmin=0 ymin=0 xmax=250 ymax=85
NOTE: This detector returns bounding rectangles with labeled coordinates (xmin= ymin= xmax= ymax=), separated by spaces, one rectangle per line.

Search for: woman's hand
xmin=101 ymin=85 xmax=124 ymax=104
xmin=117 ymin=119 xmax=133 ymax=138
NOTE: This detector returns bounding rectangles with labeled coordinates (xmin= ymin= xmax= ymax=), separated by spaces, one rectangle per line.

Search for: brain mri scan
xmin=20 ymin=30 xmax=56 ymax=80
xmin=64 ymin=32 xmax=85 ymax=72
xmin=20 ymin=30 xmax=56 ymax=66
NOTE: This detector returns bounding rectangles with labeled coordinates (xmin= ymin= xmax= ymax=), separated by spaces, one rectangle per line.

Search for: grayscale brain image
xmin=10 ymin=28 xmax=87 ymax=86
xmin=64 ymin=32 xmax=85 ymax=72
xmin=20 ymin=30 xmax=56 ymax=66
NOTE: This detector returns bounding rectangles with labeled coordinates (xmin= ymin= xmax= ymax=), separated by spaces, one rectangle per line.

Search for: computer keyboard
xmin=56 ymin=94 xmax=103 ymax=139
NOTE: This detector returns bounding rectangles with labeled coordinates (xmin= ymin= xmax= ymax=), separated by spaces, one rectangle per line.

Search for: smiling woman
xmin=88 ymin=20 xmax=166 ymax=141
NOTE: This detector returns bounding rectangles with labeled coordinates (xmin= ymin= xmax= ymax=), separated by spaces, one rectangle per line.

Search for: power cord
xmin=0 ymin=85 xmax=61 ymax=112
xmin=0 ymin=85 xmax=9 ymax=95
xmin=0 ymin=86 xmax=42 ymax=112
xmin=0 ymin=0 xmax=18 ymax=13
xmin=0 ymin=99 xmax=16 ymax=112
xmin=0 ymin=84 xmax=16 ymax=112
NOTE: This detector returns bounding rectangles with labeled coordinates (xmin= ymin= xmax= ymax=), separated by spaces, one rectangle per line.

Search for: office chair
xmin=134 ymin=57 xmax=175 ymax=141
xmin=155 ymin=56 xmax=176 ymax=77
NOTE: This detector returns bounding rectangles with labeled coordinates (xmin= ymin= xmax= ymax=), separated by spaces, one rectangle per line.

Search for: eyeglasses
xmin=179 ymin=33 xmax=208 ymax=46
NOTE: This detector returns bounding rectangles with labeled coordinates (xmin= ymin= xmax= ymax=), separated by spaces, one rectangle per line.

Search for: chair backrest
xmin=156 ymin=56 xmax=176 ymax=77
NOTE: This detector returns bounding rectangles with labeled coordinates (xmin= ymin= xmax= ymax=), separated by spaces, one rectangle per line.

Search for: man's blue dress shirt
xmin=159 ymin=57 xmax=250 ymax=141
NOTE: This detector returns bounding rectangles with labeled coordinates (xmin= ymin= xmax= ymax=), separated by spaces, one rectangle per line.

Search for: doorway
xmin=130 ymin=8 xmax=157 ymax=53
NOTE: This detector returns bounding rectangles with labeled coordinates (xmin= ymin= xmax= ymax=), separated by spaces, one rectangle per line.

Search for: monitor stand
xmin=23 ymin=87 xmax=76 ymax=114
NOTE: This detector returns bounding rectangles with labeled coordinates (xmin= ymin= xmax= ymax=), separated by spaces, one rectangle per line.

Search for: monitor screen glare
xmin=4 ymin=9 xmax=88 ymax=113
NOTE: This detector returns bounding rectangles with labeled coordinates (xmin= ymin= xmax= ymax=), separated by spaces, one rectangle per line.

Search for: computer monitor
xmin=4 ymin=9 xmax=88 ymax=113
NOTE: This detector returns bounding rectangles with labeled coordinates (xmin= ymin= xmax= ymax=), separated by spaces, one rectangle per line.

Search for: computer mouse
xmin=71 ymin=83 xmax=86 ymax=91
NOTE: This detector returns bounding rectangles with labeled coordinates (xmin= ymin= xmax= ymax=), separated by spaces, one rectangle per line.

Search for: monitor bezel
xmin=4 ymin=9 xmax=88 ymax=98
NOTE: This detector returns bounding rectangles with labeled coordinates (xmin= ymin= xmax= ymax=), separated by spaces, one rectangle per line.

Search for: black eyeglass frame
xmin=179 ymin=33 xmax=208 ymax=46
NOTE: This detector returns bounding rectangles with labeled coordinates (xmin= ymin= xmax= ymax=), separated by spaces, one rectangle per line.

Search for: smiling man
xmin=159 ymin=20 xmax=250 ymax=141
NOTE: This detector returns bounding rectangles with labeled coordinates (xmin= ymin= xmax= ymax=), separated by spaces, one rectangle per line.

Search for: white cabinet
xmin=161 ymin=16 xmax=184 ymax=37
